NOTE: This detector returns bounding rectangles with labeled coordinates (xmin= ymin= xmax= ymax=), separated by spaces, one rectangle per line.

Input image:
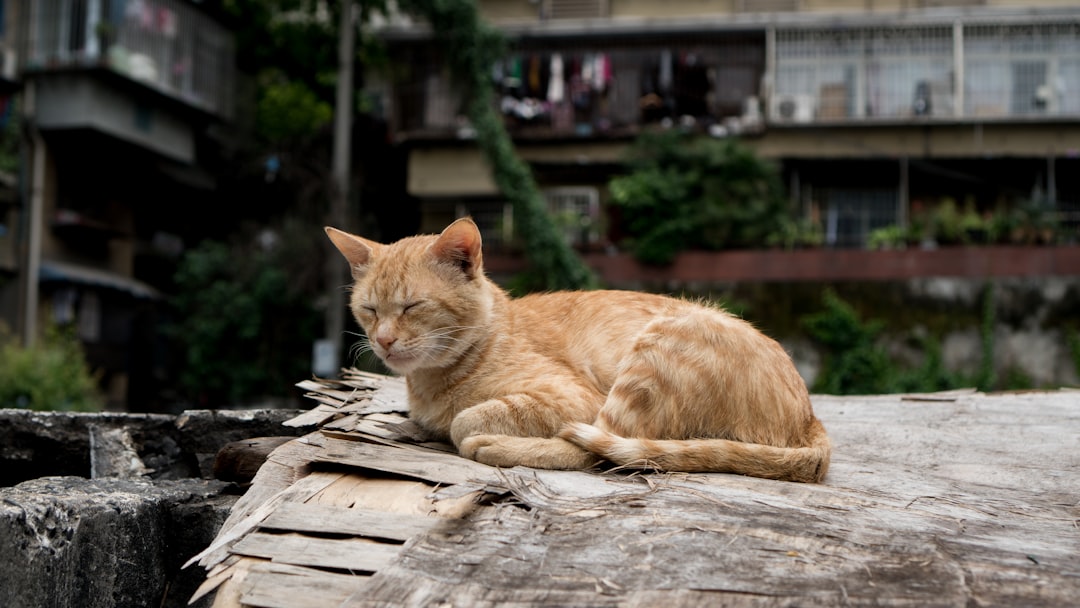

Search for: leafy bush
xmin=766 ymin=216 xmax=824 ymax=250
xmin=256 ymin=68 xmax=333 ymax=143
xmin=0 ymin=323 xmax=103 ymax=411
xmin=802 ymin=290 xmax=895 ymax=395
xmin=0 ymin=97 xmax=19 ymax=174
xmin=609 ymin=131 xmax=787 ymax=264
xmin=866 ymin=224 xmax=909 ymax=250
xmin=799 ymin=286 xmax=1043 ymax=394
xmin=170 ymin=228 xmax=321 ymax=407
xmin=893 ymin=336 xmax=965 ymax=393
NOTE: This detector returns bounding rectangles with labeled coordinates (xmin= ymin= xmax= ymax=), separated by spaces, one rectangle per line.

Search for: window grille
xmin=917 ymin=0 xmax=985 ymax=6
xmin=737 ymin=0 xmax=799 ymax=12
xmin=541 ymin=0 xmax=609 ymax=20
xmin=1057 ymin=201 xmax=1080 ymax=242
xmin=25 ymin=0 xmax=235 ymax=118
xmin=774 ymin=27 xmax=954 ymax=122
xmin=964 ymin=23 xmax=1080 ymax=118
xmin=822 ymin=189 xmax=898 ymax=248
xmin=456 ymin=202 xmax=513 ymax=250
xmin=544 ymin=187 xmax=601 ymax=247
xmin=486 ymin=36 xmax=765 ymax=137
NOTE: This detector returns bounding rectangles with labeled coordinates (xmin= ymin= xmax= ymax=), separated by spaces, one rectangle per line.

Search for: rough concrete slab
xmin=0 ymin=476 xmax=236 ymax=608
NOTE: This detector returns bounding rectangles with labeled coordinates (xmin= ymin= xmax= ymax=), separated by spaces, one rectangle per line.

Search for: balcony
xmin=380 ymin=11 xmax=1080 ymax=140
xmin=385 ymin=33 xmax=766 ymax=141
xmin=24 ymin=0 xmax=234 ymax=119
xmin=773 ymin=21 xmax=1080 ymax=125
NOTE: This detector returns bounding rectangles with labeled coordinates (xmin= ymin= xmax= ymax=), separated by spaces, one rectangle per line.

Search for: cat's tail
xmin=559 ymin=419 xmax=831 ymax=483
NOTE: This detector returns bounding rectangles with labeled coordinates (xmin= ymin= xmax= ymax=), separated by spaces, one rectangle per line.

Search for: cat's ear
xmin=325 ymin=227 xmax=380 ymax=280
xmin=430 ymin=217 xmax=483 ymax=279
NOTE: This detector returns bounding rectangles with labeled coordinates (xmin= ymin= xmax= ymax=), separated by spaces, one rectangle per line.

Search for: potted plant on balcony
xmin=95 ymin=22 xmax=116 ymax=57
xmin=866 ymin=224 xmax=908 ymax=250
xmin=929 ymin=198 xmax=965 ymax=246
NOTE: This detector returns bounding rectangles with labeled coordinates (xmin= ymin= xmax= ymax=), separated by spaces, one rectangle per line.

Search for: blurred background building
xmin=0 ymin=0 xmax=235 ymax=407
xmin=371 ymin=0 xmax=1080 ymax=250
xmin=1 ymin=0 xmax=1077 ymax=408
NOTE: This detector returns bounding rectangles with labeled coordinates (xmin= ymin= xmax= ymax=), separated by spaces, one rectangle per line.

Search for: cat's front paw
xmin=459 ymin=435 xmax=516 ymax=467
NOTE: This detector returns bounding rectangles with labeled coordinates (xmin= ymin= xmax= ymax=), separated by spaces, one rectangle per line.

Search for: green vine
xmin=397 ymin=0 xmax=597 ymax=291
xmin=976 ymin=282 xmax=997 ymax=391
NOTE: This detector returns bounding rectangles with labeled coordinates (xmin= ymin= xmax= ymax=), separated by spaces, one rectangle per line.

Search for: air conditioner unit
xmin=770 ymin=94 xmax=815 ymax=124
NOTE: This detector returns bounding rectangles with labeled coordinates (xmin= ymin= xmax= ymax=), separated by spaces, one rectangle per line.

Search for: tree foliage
xmin=398 ymin=0 xmax=597 ymax=291
xmin=0 ymin=323 xmax=103 ymax=411
xmin=214 ymin=0 xmax=594 ymax=290
xmin=256 ymin=69 xmax=334 ymax=143
xmin=0 ymin=97 xmax=18 ymax=175
xmin=170 ymin=226 xmax=321 ymax=406
xmin=610 ymin=131 xmax=788 ymax=264
xmin=800 ymin=289 xmax=1017 ymax=395
xmin=802 ymin=290 xmax=894 ymax=395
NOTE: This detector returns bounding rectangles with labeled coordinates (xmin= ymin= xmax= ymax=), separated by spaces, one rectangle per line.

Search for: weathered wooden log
xmin=189 ymin=373 xmax=1080 ymax=607
xmin=213 ymin=437 xmax=297 ymax=484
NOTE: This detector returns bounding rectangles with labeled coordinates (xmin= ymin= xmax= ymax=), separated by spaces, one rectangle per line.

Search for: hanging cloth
xmin=506 ymin=56 xmax=522 ymax=89
xmin=659 ymin=49 xmax=673 ymax=94
xmin=547 ymin=53 xmax=565 ymax=103
xmin=592 ymin=54 xmax=608 ymax=91
xmin=528 ymin=54 xmax=542 ymax=96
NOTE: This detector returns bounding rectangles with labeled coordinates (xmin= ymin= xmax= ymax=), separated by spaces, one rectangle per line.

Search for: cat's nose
xmin=376 ymin=335 xmax=397 ymax=350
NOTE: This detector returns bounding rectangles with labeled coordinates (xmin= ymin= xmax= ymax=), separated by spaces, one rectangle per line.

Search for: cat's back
xmin=512 ymin=289 xmax=685 ymax=332
xmin=505 ymin=290 xmax=774 ymax=368
xmin=506 ymin=290 xmax=695 ymax=361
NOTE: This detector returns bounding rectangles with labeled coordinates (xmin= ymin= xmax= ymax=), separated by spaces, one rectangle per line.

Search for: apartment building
xmin=0 ymin=0 xmax=234 ymax=407
xmin=371 ymin=0 xmax=1080 ymax=251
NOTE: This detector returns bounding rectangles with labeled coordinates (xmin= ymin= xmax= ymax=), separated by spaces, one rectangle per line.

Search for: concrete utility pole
xmin=22 ymin=83 xmax=45 ymax=348
xmin=319 ymin=0 xmax=355 ymax=377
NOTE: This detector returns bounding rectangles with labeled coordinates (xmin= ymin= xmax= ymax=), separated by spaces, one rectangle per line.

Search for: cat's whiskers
xmin=345 ymin=330 xmax=376 ymax=365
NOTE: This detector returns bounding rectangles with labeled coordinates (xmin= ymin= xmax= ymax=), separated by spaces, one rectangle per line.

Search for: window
xmin=27 ymin=0 xmax=235 ymax=117
xmin=541 ymin=0 xmax=609 ymax=20
xmin=774 ymin=27 xmax=953 ymax=122
xmin=456 ymin=202 xmax=512 ymax=250
xmin=964 ymin=23 xmax=1080 ymax=118
xmin=822 ymin=189 xmax=898 ymax=248
xmin=737 ymin=0 xmax=799 ymax=12
xmin=491 ymin=38 xmax=764 ymax=137
xmin=544 ymin=187 xmax=600 ymax=247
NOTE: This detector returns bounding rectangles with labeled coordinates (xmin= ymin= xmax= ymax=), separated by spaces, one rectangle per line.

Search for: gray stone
xmin=0 ymin=408 xmax=311 ymax=486
xmin=175 ymin=408 xmax=309 ymax=477
xmin=0 ymin=476 xmax=235 ymax=608
xmin=0 ymin=408 xmax=314 ymax=607
xmin=0 ymin=411 xmax=187 ymax=486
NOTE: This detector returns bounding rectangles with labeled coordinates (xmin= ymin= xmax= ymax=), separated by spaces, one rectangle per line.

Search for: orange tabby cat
xmin=326 ymin=218 xmax=830 ymax=482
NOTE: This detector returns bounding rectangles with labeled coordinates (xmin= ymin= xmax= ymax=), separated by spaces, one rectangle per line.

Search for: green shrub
xmin=0 ymin=323 xmax=103 ymax=411
xmin=798 ymin=286 xmax=1046 ymax=394
xmin=893 ymin=336 xmax=965 ymax=393
xmin=170 ymin=230 xmax=321 ymax=407
xmin=1068 ymin=326 xmax=1080 ymax=383
xmin=609 ymin=131 xmax=787 ymax=264
xmin=767 ymin=216 xmax=824 ymax=250
xmin=866 ymin=225 xmax=909 ymax=250
xmin=802 ymin=290 xmax=895 ymax=395
xmin=975 ymin=283 xmax=996 ymax=391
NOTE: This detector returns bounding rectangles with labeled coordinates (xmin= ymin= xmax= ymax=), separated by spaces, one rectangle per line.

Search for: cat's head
xmin=325 ymin=218 xmax=494 ymax=374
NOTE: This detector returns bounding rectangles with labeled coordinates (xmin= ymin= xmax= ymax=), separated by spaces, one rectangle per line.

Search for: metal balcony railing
xmin=387 ymin=35 xmax=767 ymax=139
xmin=24 ymin=0 xmax=234 ymax=118
xmin=384 ymin=15 xmax=1080 ymax=137
xmin=773 ymin=21 xmax=1080 ymax=124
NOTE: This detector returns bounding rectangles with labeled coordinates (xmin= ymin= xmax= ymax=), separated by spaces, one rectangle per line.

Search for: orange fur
xmin=326 ymin=219 xmax=830 ymax=482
